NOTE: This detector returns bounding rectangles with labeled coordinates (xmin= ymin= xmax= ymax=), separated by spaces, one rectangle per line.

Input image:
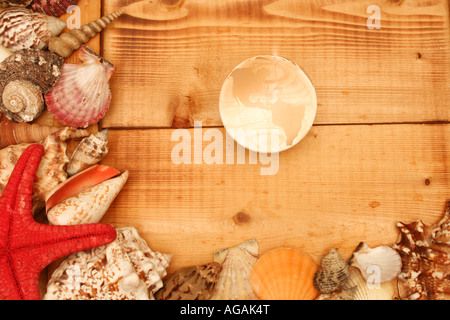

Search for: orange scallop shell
xmin=250 ymin=247 xmax=319 ymax=300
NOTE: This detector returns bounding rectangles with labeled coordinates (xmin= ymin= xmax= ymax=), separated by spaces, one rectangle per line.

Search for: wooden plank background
xmin=101 ymin=0 xmax=450 ymax=128
xmin=2 ymin=0 xmax=449 ymax=292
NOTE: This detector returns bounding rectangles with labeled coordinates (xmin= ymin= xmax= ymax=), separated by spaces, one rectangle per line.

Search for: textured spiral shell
xmin=48 ymin=9 xmax=125 ymax=58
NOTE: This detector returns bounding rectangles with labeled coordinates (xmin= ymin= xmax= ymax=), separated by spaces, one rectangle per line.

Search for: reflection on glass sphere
xmin=220 ymin=55 xmax=317 ymax=153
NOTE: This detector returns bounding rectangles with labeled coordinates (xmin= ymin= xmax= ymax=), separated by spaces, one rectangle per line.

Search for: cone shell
xmin=30 ymin=0 xmax=79 ymax=17
xmin=250 ymin=247 xmax=319 ymax=300
xmin=313 ymin=248 xmax=350 ymax=294
xmin=45 ymin=227 xmax=172 ymax=300
xmin=0 ymin=116 xmax=60 ymax=148
xmin=155 ymin=262 xmax=221 ymax=300
xmin=47 ymin=170 xmax=128 ymax=225
xmin=0 ymin=49 xmax=63 ymax=122
xmin=0 ymin=0 xmax=32 ymax=7
xmin=210 ymin=239 xmax=259 ymax=300
xmin=67 ymin=129 xmax=109 ymax=176
xmin=0 ymin=7 xmax=66 ymax=52
xmin=45 ymin=46 xmax=116 ymax=128
xmin=48 ymin=9 xmax=124 ymax=58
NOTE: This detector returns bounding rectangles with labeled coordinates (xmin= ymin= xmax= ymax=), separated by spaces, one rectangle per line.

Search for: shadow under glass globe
xmin=219 ymin=55 xmax=317 ymax=154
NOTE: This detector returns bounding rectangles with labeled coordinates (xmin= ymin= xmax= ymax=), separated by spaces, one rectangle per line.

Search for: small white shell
xmin=350 ymin=242 xmax=402 ymax=284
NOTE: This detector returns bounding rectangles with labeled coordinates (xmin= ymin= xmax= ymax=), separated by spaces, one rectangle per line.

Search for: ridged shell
xmin=0 ymin=116 xmax=60 ymax=148
xmin=0 ymin=127 xmax=90 ymax=213
xmin=45 ymin=227 xmax=172 ymax=300
xmin=30 ymin=0 xmax=79 ymax=17
xmin=349 ymin=242 xmax=402 ymax=284
xmin=155 ymin=262 xmax=221 ymax=300
xmin=67 ymin=129 xmax=109 ymax=176
xmin=210 ymin=239 xmax=259 ymax=300
xmin=0 ymin=7 xmax=66 ymax=52
xmin=47 ymin=170 xmax=128 ymax=226
xmin=45 ymin=46 xmax=116 ymax=128
xmin=250 ymin=247 xmax=319 ymax=300
xmin=48 ymin=9 xmax=124 ymax=58
xmin=0 ymin=49 xmax=63 ymax=122
xmin=313 ymin=248 xmax=350 ymax=294
xmin=346 ymin=268 xmax=396 ymax=300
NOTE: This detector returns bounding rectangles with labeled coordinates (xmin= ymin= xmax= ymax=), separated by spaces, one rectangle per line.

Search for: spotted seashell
xmin=0 ymin=0 xmax=32 ymax=8
xmin=313 ymin=248 xmax=350 ymax=294
xmin=44 ymin=227 xmax=172 ymax=300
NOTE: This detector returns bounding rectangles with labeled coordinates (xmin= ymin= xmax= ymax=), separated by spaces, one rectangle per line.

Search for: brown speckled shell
xmin=313 ymin=248 xmax=350 ymax=294
xmin=392 ymin=200 xmax=450 ymax=300
xmin=155 ymin=262 xmax=221 ymax=300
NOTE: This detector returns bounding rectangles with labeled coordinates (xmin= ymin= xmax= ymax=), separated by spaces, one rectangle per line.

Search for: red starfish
xmin=0 ymin=144 xmax=117 ymax=300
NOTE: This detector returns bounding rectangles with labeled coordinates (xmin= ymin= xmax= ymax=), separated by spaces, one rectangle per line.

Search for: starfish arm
xmin=0 ymin=145 xmax=44 ymax=246
xmin=10 ymin=223 xmax=117 ymax=300
xmin=0 ymin=254 xmax=24 ymax=300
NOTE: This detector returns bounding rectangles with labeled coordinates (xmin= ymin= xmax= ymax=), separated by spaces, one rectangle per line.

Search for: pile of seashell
xmin=0 ymin=3 xmax=124 ymax=126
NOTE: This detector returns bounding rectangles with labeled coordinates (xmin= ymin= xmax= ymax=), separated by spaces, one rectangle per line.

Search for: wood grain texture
xmin=100 ymin=124 xmax=450 ymax=272
xmin=101 ymin=0 xmax=450 ymax=129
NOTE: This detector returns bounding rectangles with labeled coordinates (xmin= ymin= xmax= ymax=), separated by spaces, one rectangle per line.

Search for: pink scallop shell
xmin=30 ymin=0 xmax=80 ymax=17
xmin=45 ymin=46 xmax=116 ymax=128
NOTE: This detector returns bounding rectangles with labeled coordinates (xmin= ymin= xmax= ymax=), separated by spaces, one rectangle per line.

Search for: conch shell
xmin=0 ymin=49 xmax=63 ymax=122
xmin=46 ymin=168 xmax=129 ymax=226
xmin=155 ymin=262 xmax=221 ymax=300
xmin=45 ymin=46 xmax=115 ymax=128
xmin=0 ymin=0 xmax=32 ymax=8
xmin=211 ymin=239 xmax=259 ymax=300
xmin=0 ymin=127 xmax=90 ymax=213
xmin=45 ymin=227 xmax=172 ymax=300
xmin=392 ymin=201 xmax=450 ymax=300
xmin=0 ymin=116 xmax=60 ymax=149
xmin=66 ymin=129 xmax=109 ymax=176
xmin=0 ymin=7 xmax=66 ymax=52
xmin=313 ymin=248 xmax=350 ymax=294
xmin=48 ymin=9 xmax=125 ymax=58
xmin=30 ymin=0 xmax=80 ymax=17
